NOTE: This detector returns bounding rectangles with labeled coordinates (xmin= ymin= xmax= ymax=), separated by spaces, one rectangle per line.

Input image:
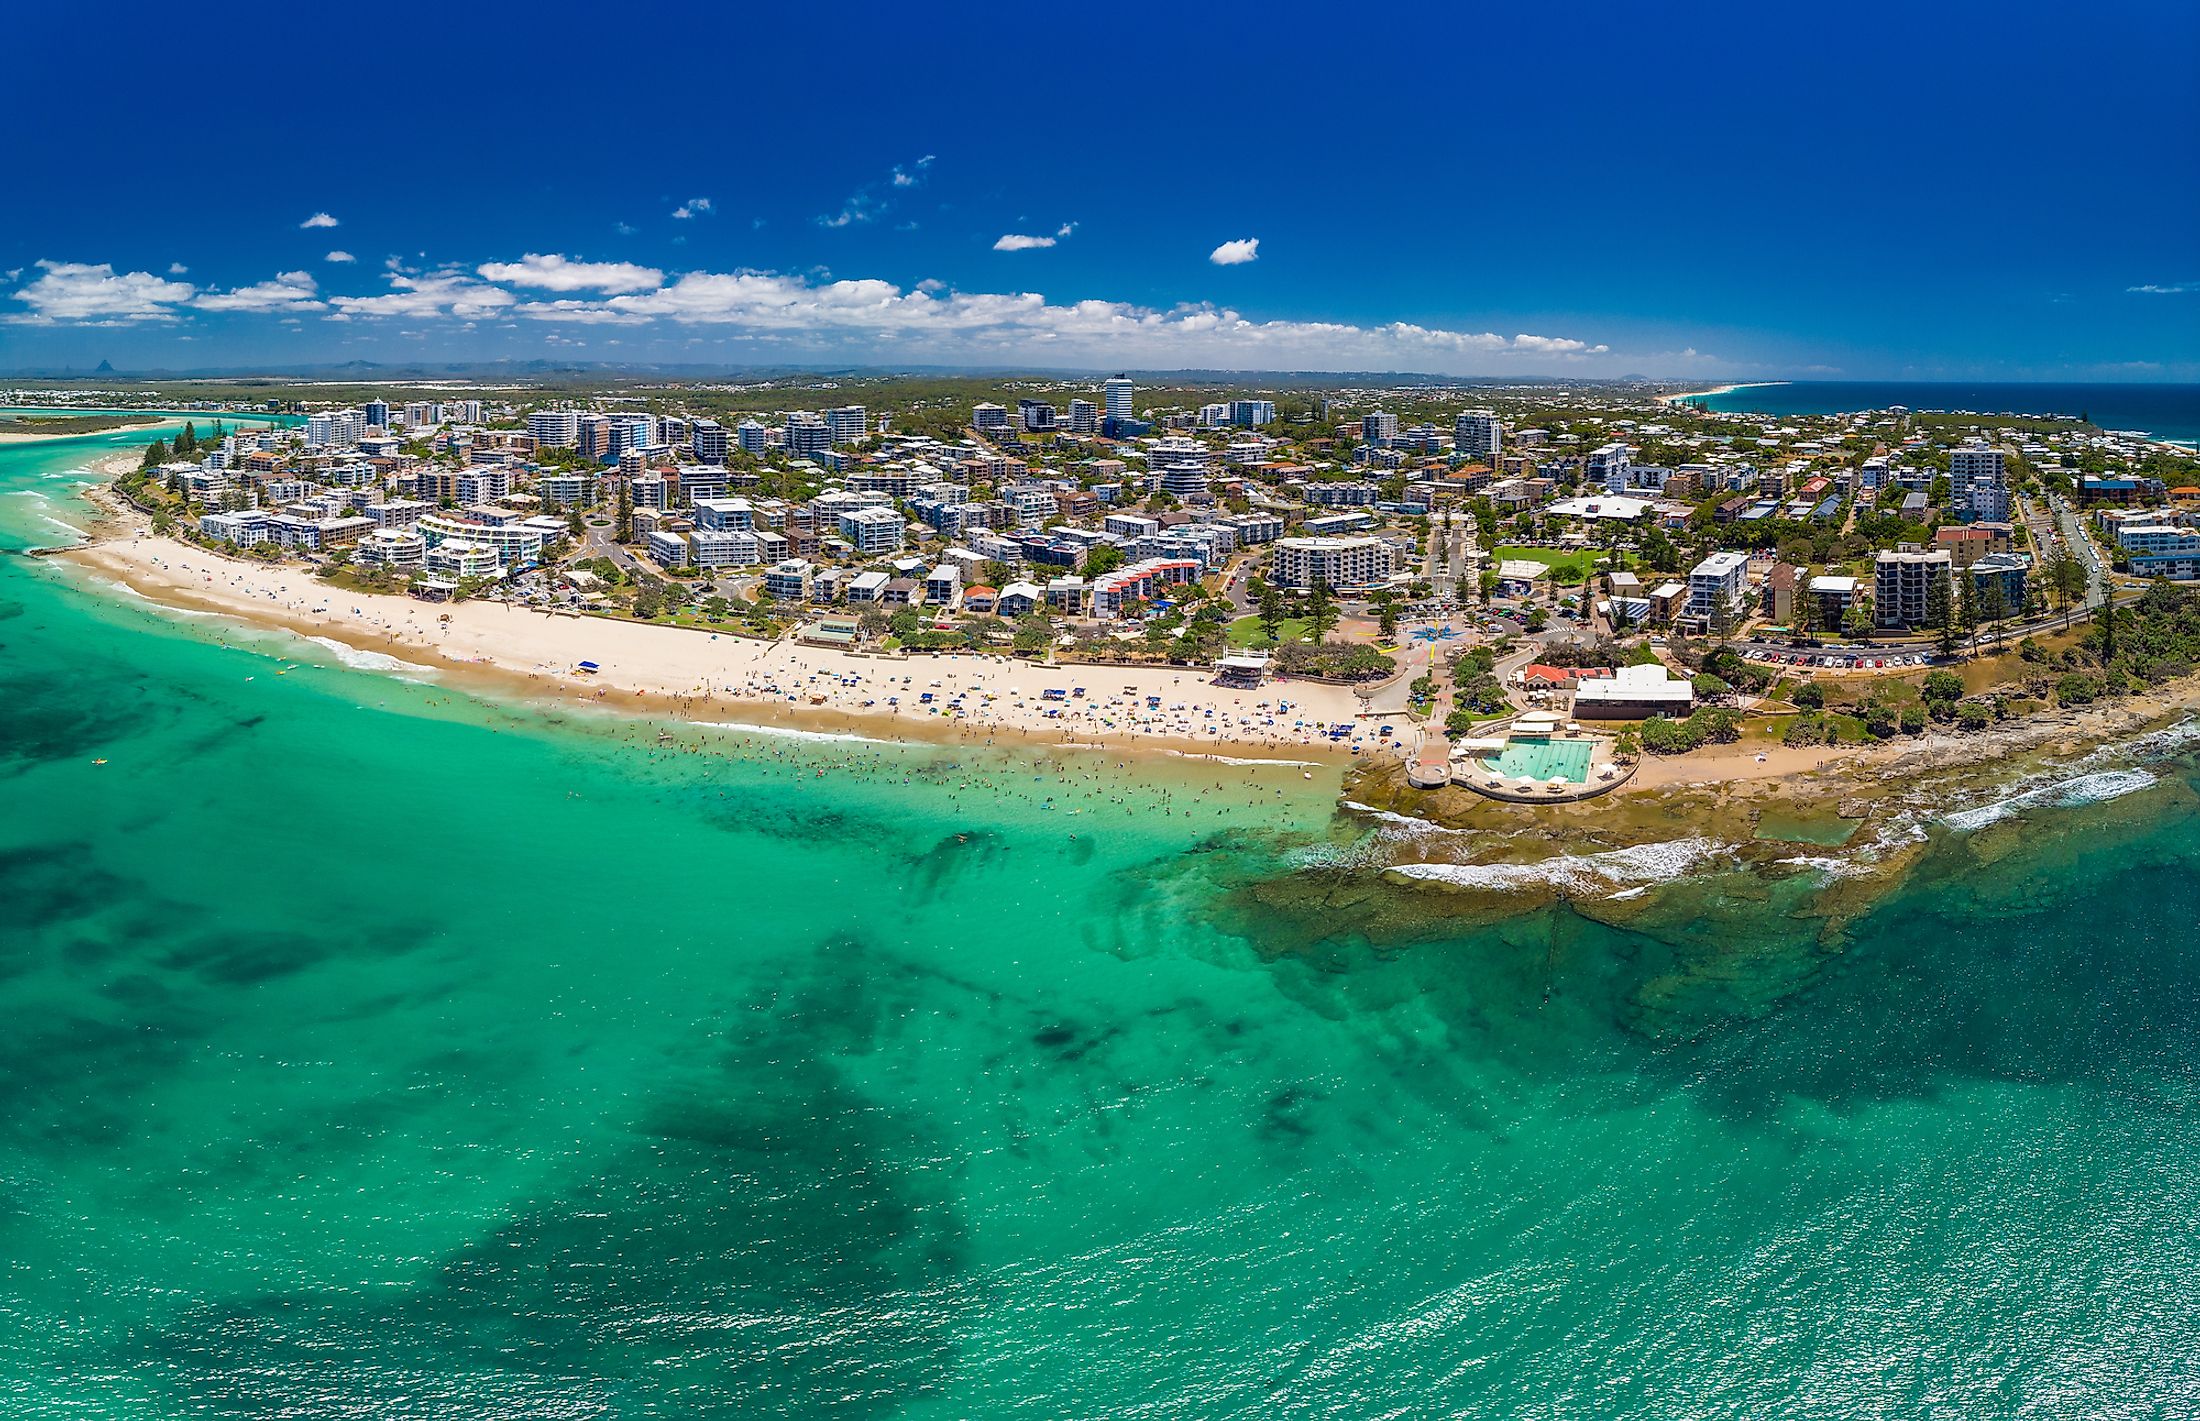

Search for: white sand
xmin=65 ymin=526 xmax=1391 ymax=757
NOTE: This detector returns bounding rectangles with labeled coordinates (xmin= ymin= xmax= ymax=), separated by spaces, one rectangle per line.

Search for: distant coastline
xmin=1657 ymin=381 xmax=1787 ymax=406
xmin=1674 ymin=379 xmax=2200 ymax=446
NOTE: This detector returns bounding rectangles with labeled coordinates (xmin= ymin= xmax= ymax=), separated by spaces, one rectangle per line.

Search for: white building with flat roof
xmin=1573 ymin=663 xmax=1695 ymax=719
xmin=1686 ymin=551 xmax=1749 ymax=622
xmin=1270 ymin=535 xmax=1393 ymax=590
xmin=1874 ymin=549 xmax=1952 ymax=628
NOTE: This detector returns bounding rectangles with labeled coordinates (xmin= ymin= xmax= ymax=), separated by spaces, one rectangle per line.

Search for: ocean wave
xmin=1775 ymin=854 xmax=1868 ymax=879
xmin=686 ymin=720 xmax=890 ymax=745
xmin=1388 ymin=837 xmax=1718 ymax=894
xmin=1176 ymin=753 xmax=1325 ymax=768
xmin=306 ymin=636 xmax=435 ymax=676
xmin=1941 ymin=767 xmax=2160 ymax=832
xmin=39 ymin=515 xmax=88 ymax=541
xmin=1340 ymin=800 xmax=1475 ymax=842
xmin=87 ymin=577 xmax=228 ymax=618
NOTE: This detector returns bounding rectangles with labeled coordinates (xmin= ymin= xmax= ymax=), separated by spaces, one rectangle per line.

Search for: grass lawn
xmin=1490 ymin=545 xmax=1610 ymax=583
xmin=1227 ymin=615 xmax=1313 ymax=648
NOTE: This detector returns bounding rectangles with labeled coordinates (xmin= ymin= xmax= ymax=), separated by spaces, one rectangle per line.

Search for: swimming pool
xmin=1481 ymin=735 xmax=1595 ymax=782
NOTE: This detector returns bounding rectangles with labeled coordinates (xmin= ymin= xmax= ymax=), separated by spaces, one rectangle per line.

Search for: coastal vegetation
xmin=0 ymin=412 xmax=159 ymax=438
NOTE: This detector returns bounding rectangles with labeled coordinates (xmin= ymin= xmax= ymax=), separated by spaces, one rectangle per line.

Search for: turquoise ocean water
xmin=4 ymin=419 xmax=2198 ymax=1416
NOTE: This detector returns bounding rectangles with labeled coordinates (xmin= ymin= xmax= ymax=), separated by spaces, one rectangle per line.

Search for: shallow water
xmin=4 ymin=423 xmax=2197 ymax=1416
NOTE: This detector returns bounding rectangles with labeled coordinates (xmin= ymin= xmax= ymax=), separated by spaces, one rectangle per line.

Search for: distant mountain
xmin=93 ymin=359 xmax=115 ymax=374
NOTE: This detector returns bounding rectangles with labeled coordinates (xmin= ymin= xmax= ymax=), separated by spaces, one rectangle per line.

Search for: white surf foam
xmin=306 ymin=636 xmax=435 ymax=676
xmin=1942 ymin=767 xmax=2160 ymax=832
xmin=1389 ymin=837 xmax=1719 ymax=894
xmin=686 ymin=720 xmax=890 ymax=745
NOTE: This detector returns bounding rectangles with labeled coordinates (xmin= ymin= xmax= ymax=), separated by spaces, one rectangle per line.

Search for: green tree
xmin=1377 ymin=595 xmax=1399 ymax=640
xmin=1304 ymin=578 xmax=1339 ymax=644
xmin=1257 ymin=583 xmax=1285 ymax=643
xmin=1927 ymin=576 xmax=1960 ymax=657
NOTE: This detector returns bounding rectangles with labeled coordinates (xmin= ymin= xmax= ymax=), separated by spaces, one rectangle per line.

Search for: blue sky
xmin=3 ymin=0 xmax=2194 ymax=380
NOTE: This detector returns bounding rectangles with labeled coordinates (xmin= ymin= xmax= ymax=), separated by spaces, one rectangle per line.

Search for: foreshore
xmin=56 ymin=481 xmax=1375 ymax=761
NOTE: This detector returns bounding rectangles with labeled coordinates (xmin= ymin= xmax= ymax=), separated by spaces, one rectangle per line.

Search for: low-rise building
xmin=1572 ymin=663 xmax=1694 ymax=719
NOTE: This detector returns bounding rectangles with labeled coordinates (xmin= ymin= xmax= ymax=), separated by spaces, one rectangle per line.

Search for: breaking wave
xmin=306 ymin=636 xmax=435 ymax=676
xmin=1942 ymin=768 xmax=2160 ymax=832
xmin=1388 ymin=837 xmax=1719 ymax=894
xmin=687 ymin=720 xmax=890 ymax=745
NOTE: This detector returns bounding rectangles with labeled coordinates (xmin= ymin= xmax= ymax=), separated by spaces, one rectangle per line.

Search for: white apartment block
xmin=1270 ymin=535 xmax=1394 ymax=590
xmin=1874 ymin=549 xmax=1953 ymax=628
xmin=1686 ymin=550 xmax=1749 ymax=622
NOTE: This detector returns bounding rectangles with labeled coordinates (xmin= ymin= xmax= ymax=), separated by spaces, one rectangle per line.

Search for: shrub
xmin=2055 ymin=673 xmax=2101 ymax=706
xmin=1791 ymin=680 xmax=1825 ymax=709
xmin=1955 ymin=701 xmax=1992 ymax=731
xmin=1921 ymin=669 xmax=1965 ymax=703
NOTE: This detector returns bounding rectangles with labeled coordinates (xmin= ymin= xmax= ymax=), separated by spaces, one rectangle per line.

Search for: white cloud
xmin=993 ymin=222 xmax=1076 ymax=252
xmin=2128 ymin=281 xmax=2196 ymax=295
xmin=9 ymin=260 xmax=196 ymax=323
xmin=614 ymin=221 xmax=637 ymax=236
xmin=1210 ymin=238 xmax=1260 ymax=266
xmin=20 ymin=248 xmax=1625 ymax=373
xmin=325 ymin=250 xmax=356 ymax=263
xmin=193 ymin=270 xmax=325 ymax=314
xmin=821 ymin=156 xmax=934 ymax=227
xmin=300 ymin=212 xmax=340 ymax=229
xmin=1509 ymin=332 xmax=1609 ymax=355
xmin=168 ymin=262 xmax=189 ymax=275
xmin=329 ymin=268 xmax=517 ymax=320
xmin=671 ymin=197 xmax=713 ymax=220
xmin=494 ymin=263 xmax=1616 ymax=372
xmin=477 ymin=253 xmax=664 ymax=294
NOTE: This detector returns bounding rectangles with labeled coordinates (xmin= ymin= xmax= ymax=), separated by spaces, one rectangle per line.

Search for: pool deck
xmin=1442 ymin=722 xmax=1638 ymax=803
xmin=1449 ymin=756 xmax=1638 ymax=803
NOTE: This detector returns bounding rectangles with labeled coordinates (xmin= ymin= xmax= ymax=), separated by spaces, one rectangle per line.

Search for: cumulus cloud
xmin=491 ymin=264 xmax=1614 ymax=371
xmin=994 ymin=223 xmax=1076 ymax=252
xmin=329 ymin=268 xmax=517 ymax=320
xmin=10 ymin=260 xmax=196 ymax=323
xmin=168 ymin=262 xmax=189 ymax=275
xmin=614 ymin=221 xmax=637 ymax=236
xmin=892 ymin=155 xmax=936 ymax=188
xmin=300 ymin=212 xmax=340 ymax=229
xmin=1509 ymin=332 xmax=1609 ymax=354
xmin=193 ymin=270 xmax=325 ymax=314
xmin=477 ymin=253 xmax=664 ymax=294
xmin=2128 ymin=281 xmax=2196 ymax=295
xmin=1210 ymin=238 xmax=1260 ymax=266
xmin=15 ymin=249 xmax=1622 ymax=372
xmin=671 ymin=197 xmax=713 ymax=220
xmin=325 ymin=250 xmax=356 ymax=263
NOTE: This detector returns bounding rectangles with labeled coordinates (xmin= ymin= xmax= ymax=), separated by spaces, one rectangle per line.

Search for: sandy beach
xmin=59 ymin=505 xmax=1384 ymax=759
xmin=1657 ymin=381 xmax=1786 ymax=406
